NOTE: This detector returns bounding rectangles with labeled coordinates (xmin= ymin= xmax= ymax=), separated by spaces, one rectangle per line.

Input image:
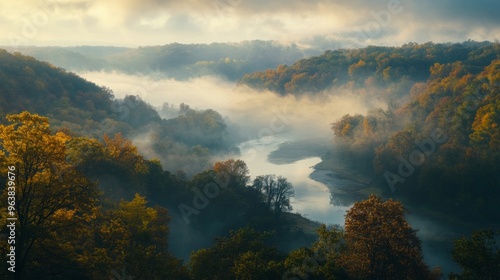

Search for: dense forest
xmin=327 ymin=47 xmax=500 ymax=223
xmin=240 ymin=41 xmax=498 ymax=98
xmin=241 ymin=41 xmax=500 ymax=222
xmin=4 ymin=41 xmax=314 ymax=81
xmin=3 ymin=112 xmax=497 ymax=280
xmin=0 ymin=44 xmax=499 ymax=279
xmin=0 ymin=49 xmax=236 ymax=175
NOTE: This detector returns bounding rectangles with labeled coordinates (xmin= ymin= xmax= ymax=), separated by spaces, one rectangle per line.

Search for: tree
xmin=252 ymin=174 xmax=276 ymax=210
xmin=189 ymin=227 xmax=282 ymax=280
xmin=252 ymin=175 xmax=294 ymax=220
xmin=449 ymin=229 xmax=500 ymax=280
xmin=340 ymin=195 xmax=438 ymax=280
xmin=213 ymin=159 xmax=250 ymax=188
xmin=470 ymin=100 xmax=500 ymax=152
xmin=89 ymin=194 xmax=188 ymax=280
xmin=273 ymin=176 xmax=294 ymax=220
xmin=331 ymin=114 xmax=364 ymax=138
xmin=284 ymin=225 xmax=347 ymax=280
xmin=103 ymin=133 xmax=148 ymax=176
xmin=0 ymin=112 xmax=98 ymax=279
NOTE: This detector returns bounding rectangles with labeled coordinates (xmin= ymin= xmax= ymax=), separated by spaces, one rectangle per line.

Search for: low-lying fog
xmin=78 ymin=71 xmax=459 ymax=275
xmin=78 ymin=71 xmax=387 ymax=140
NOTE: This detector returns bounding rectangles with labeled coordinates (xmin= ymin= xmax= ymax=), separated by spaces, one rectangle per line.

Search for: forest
xmin=241 ymin=41 xmax=500 ymax=221
xmin=0 ymin=42 xmax=499 ymax=280
xmin=4 ymin=41 xmax=314 ymax=81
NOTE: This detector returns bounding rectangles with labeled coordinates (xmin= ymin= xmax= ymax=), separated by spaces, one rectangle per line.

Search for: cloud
xmin=0 ymin=0 xmax=498 ymax=47
xmin=77 ymin=71 xmax=387 ymax=139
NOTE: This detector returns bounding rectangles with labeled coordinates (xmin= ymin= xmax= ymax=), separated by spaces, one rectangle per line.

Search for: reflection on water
xmin=238 ymin=135 xmax=351 ymax=225
xmin=238 ymin=134 xmax=461 ymax=275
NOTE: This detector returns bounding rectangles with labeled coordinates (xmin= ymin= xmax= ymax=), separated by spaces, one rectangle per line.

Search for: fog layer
xmin=79 ymin=71 xmax=388 ymax=142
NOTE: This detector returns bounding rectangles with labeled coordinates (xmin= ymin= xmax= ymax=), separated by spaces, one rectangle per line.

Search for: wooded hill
xmin=240 ymin=41 xmax=499 ymax=96
xmin=4 ymin=40 xmax=312 ymax=81
xmin=0 ymin=49 xmax=234 ymax=175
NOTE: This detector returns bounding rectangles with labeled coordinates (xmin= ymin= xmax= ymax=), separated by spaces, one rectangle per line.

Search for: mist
xmin=76 ymin=71 xmax=465 ymax=274
xmin=76 ymin=70 xmax=392 ymax=260
xmin=79 ymin=71 xmax=388 ymax=142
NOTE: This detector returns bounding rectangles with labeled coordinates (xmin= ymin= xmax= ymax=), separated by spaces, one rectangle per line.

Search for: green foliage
xmin=88 ymin=194 xmax=189 ymax=280
xmin=284 ymin=225 xmax=347 ymax=280
xmin=0 ymin=50 xmax=114 ymax=126
xmin=189 ymin=227 xmax=284 ymax=280
xmin=7 ymin=41 xmax=309 ymax=81
xmin=450 ymin=229 xmax=500 ymax=280
xmin=3 ymin=41 xmax=499 ymax=278
xmin=0 ymin=111 xmax=484 ymax=279
xmin=331 ymin=56 xmax=500 ymax=221
xmin=240 ymin=41 xmax=498 ymax=95
xmin=0 ymin=50 xmax=238 ymax=175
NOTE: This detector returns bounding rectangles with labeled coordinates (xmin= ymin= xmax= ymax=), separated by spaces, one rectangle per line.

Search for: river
xmin=238 ymin=134 xmax=351 ymax=225
xmin=238 ymin=133 xmax=461 ymax=276
xmin=77 ymin=71 xmax=462 ymax=275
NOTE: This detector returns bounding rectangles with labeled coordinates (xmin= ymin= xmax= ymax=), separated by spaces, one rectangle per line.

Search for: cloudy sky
xmin=1 ymin=0 xmax=499 ymax=47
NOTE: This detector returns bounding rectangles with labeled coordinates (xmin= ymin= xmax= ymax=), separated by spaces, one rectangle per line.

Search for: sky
xmin=1 ymin=0 xmax=499 ymax=47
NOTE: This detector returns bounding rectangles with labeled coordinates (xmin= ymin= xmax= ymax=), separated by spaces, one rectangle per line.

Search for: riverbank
xmin=267 ymin=137 xmax=331 ymax=164
xmin=266 ymin=138 xmax=382 ymax=206
xmin=266 ymin=137 xmax=467 ymax=275
xmin=312 ymin=151 xmax=382 ymax=198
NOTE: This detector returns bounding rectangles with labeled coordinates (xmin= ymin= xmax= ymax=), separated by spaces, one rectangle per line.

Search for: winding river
xmin=238 ymin=134 xmax=461 ymax=275
xmin=238 ymin=134 xmax=351 ymax=225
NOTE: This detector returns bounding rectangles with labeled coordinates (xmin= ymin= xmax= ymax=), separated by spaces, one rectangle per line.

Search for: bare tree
xmin=252 ymin=175 xmax=276 ymax=210
xmin=252 ymin=175 xmax=294 ymax=220
xmin=273 ymin=176 xmax=294 ymax=219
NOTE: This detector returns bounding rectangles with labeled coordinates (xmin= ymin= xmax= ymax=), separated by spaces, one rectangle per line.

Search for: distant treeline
xmin=0 ymin=42 xmax=499 ymax=279
xmin=240 ymin=41 xmax=498 ymax=96
xmin=3 ymin=40 xmax=313 ymax=81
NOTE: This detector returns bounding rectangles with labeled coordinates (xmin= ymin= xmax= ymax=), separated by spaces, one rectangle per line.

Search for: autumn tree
xmin=103 ymin=133 xmax=148 ymax=176
xmin=0 ymin=112 xmax=98 ymax=279
xmin=67 ymin=133 xmax=150 ymax=199
xmin=449 ymin=229 xmax=500 ymax=280
xmin=340 ymin=195 xmax=438 ymax=280
xmin=88 ymin=194 xmax=188 ymax=280
xmin=470 ymin=99 xmax=500 ymax=152
xmin=213 ymin=158 xmax=250 ymax=188
xmin=331 ymin=114 xmax=364 ymax=138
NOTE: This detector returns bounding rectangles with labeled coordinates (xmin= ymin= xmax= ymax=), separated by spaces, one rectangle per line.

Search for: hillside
xmin=0 ymin=49 xmax=235 ymax=175
xmin=5 ymin=40 xmax=313 ymax=81
xmin=239 ymin=41 xmax=499 ymax=96
xmin=329 ymin=55 xmax=500 ymax=223
xmin=0 ymin=49 xmax=114 ymax=125
xmin=0 ymin=44 xmax=498 ymax=279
